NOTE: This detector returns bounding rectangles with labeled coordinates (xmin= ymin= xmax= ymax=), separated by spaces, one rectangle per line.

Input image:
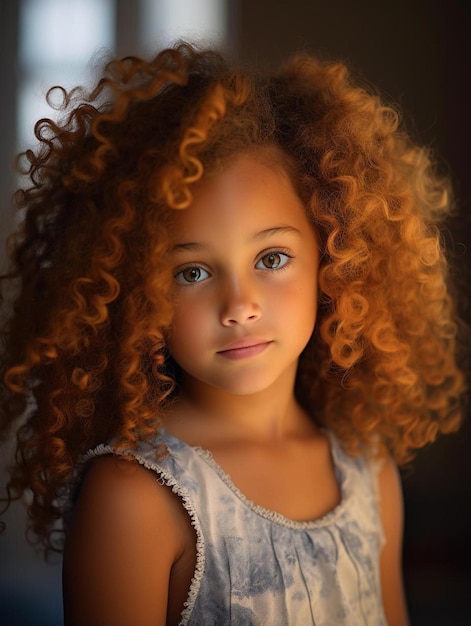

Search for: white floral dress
xmin=78 ymin=429 xmax=388 ymax=626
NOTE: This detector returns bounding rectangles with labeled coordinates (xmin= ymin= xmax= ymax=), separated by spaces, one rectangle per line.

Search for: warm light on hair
xmin=0 ymin=43 xmax=465 ymax=553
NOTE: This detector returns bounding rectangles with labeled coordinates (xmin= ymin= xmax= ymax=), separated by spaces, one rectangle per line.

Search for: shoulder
xmin=68 ymin=453 xmax=188 ymax=540
xmin=376 ymin=454 xmax=404 ymax=530
xmin=376 ymin=454 xmax=410 ymax=626
xmin=63 ymin=454 xmax=194 ymax=625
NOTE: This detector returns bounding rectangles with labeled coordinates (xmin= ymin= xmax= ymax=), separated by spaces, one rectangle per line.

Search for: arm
xmin=62 ymin=455 xmax=189 ymax=626
xmin=378 ymin=456 xmax=410 ymax=626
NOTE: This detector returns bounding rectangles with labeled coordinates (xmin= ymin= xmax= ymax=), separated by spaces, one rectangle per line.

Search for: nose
xmin=219 ymin=277 xmax=262 ymax=327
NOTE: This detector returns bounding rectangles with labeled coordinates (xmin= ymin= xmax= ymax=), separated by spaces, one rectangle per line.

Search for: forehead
xmin=170 ymin=153 xmax=312 ymax=241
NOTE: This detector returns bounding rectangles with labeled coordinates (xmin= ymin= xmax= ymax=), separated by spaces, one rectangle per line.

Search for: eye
xmin=174 ymin=266 xmax=210 ymax=284
xmin=256 ymin=251 xmax=291 ymax=270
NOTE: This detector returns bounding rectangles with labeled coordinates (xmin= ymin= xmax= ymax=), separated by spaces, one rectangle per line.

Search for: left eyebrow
xmin=253 ymin=226 xmax=303 ymax=240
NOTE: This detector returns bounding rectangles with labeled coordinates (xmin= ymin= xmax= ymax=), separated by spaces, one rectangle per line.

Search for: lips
xmin=217 ymin=338 xmax=273 ymax=360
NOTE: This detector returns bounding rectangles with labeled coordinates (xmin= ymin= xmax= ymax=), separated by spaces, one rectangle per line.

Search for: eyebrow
xmin=171 ymin=226 xmax=302 ymax=252
xmin=253 ymin=226 xmax=303 ymax=241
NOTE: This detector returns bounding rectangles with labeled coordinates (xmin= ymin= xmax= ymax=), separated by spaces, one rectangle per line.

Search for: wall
xmin=1 ymin=0 xmax=470 ymax=624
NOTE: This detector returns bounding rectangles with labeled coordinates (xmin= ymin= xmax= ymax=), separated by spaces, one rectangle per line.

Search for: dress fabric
xmin=78 ymin=430 xmax=388 ymax=626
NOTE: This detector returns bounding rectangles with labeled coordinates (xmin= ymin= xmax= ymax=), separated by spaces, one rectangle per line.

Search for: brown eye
xmin=183 ymin=268 xmax=201 ymax=282
xmin=256 ymin=252 xmax=292 ymax=270
xmin=175 ymin=266 xmax=210 ymax=284
xmin=262 ymin=253 xmax=282 ymax=269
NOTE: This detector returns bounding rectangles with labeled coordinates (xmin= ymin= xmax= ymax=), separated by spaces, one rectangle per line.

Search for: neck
xmin=172 ymin=368 xmax=315 ymax=445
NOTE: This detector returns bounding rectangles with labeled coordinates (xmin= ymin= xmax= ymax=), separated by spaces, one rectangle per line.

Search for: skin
xmin=167 ymin=151 xmax=319 ymax=411
xmin=63 ymin=152 xmax=409 ymax=625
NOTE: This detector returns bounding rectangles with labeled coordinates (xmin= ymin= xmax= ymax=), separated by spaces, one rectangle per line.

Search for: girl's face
xmin=167 ymin=152 xmax=319 ymax=398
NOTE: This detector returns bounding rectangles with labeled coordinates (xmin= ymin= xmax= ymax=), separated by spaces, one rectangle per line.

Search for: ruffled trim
xmin=65 ymin=428 xmax=385 ymax=624
xmin=70 ymin=441 xmax=205 ymax=626
xmin=162 ymin=429 xmax=354 ymax=531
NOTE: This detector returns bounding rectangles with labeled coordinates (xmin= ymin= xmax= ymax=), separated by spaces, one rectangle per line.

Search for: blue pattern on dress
xmin=77 ymin=430 xmax=388 ymax=625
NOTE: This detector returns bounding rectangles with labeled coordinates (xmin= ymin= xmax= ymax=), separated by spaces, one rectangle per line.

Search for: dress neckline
xmin=160 ymin=428 xmax=353 ymax=530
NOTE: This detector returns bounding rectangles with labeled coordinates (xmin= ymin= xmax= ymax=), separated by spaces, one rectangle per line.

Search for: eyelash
xmin=255 ymin=250 xmax=293 ymax=271
xmin=174 ymin=265 xmax=211 ymax=285
xmin=173 ymin=249 xmax=294 ymax=285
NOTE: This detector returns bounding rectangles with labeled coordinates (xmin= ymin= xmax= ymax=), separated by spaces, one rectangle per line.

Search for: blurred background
xmin=1 ymin=1 xmax=470 ymax=624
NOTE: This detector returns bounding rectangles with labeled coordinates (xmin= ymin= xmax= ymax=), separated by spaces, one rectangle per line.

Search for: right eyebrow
xmin=170 ymin=242 xmax=207 ymax=253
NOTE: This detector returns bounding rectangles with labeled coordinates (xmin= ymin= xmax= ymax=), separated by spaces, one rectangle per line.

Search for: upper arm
xmin=377 ymin=456 xmax=410 ymax=626
xmin=63 ymin=455 xmax=185 ymax=626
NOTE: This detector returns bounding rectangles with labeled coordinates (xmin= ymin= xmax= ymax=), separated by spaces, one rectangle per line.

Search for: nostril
xmin=220 ymin=296 xmax=262 ymax=327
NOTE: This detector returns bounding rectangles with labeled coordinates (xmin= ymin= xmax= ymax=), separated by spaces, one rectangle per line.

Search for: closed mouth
xmin=217 ymin=340 xmax=272 ymax=360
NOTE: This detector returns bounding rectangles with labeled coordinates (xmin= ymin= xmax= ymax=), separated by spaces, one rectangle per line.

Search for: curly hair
xmin=0 ymin=42 xmax=465 ymax=552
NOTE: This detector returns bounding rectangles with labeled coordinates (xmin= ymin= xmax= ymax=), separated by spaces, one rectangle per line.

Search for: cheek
xmin=289 ymin=279 xmax=318 ymax=336
xmin=269 ymin=282 xmax=317 ymax=343
xmin=284 ymin=265 xmax=318 ymax=312
xmin=295 ymin=288 xmax=318 ymax=327
xmin=169 ymin=298 xmax=210 ymax=349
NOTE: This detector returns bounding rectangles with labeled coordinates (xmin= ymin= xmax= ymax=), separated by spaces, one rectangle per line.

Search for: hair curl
xmin=0 ymin=42 xmax=465 ymax=552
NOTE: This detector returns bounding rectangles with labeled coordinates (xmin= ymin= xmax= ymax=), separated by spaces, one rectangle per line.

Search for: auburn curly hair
xmin=0 ymin=42 xmax=465 ymax=552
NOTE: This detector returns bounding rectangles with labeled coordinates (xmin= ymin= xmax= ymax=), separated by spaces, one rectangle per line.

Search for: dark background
xmin=1 ymin=1 xmax=470 ymax=624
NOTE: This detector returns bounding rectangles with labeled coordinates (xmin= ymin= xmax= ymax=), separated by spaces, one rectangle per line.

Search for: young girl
xmin=0 ymin=42 xmax=464 ymax=625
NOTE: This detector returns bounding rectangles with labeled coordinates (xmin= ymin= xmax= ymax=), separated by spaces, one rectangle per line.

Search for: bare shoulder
xmin=65 ymin=454 xmax=188 ymax=551
xmin=377 ymin=454 xmax=402 ymax=497
xmin=63 ymin=454 xmax=194 ymax=626
xmin=376 ymin=454 xmax=410 ymax=626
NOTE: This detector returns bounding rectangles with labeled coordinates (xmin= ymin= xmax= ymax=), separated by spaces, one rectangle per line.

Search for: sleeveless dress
xmin=76 ymin=429 xmax=388 ymax=626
